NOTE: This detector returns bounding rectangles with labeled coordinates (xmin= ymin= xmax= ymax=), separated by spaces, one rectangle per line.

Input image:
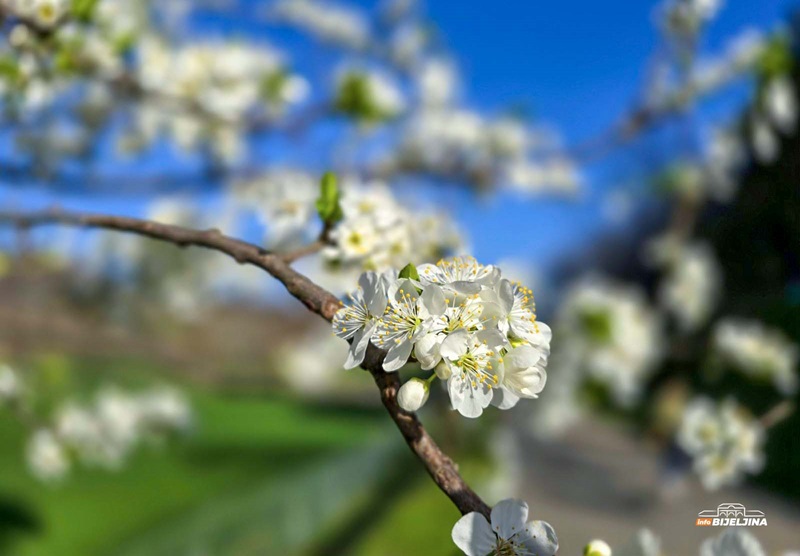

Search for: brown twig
xmin=0 ymin=208 xmax=491 ymax=518
xmin=760 ymin=401 xmax=795 ymax=429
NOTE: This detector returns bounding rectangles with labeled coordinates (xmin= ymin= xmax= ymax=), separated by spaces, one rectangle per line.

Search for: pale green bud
xmin=584 ymin=539 xmax=612 ymax=556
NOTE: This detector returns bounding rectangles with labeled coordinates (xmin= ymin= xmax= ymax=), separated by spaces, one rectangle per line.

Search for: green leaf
xmin=315 ymin=172 xmax=343 ymax=225
xmin=398 ymin=263 xmax=419 ymax=281
xmin=758 ymin=34 xmax=793 ymax=79
xmin=71 ymin=0 xmax=99 ymax=21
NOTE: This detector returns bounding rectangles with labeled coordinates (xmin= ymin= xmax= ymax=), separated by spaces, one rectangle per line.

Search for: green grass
xmin=0 ymin=354 xmax=490 ymax=556
xmin=347 ymin=462 xmax=487 ymax=556
xmin=0 ymin=386 xmax=385 ymax=556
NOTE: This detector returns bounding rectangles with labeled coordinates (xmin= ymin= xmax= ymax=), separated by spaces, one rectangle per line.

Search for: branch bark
xmin=0 ymin=208 xmax=491 ymax=518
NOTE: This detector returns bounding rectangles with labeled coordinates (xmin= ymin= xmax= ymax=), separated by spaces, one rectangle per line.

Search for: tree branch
xmin=0 ymin=208 xmax=491 ymax=518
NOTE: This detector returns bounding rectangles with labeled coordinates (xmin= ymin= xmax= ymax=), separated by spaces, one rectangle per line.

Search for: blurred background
xmin=0 ymin=0 xmax=799 ymax=554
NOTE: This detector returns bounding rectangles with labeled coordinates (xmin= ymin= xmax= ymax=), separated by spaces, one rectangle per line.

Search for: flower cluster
xmin=0 ymin=0 xmax=69 ymax=29
xmin=325 ymin=181 xmax=462 ymax=271
xmin=386 ymin=108 xmax=580 ymax=195
xmin=649 ymin=28 xmax=766 ymax=112
xmin=712 ymin=318 xmax=798 ymax=395
xmin=332 ymin=257 xmax=552 ymax=418
xmin=27 ymin=386 xmax=192 ymax=481
xmin=451 ymin=498 xmax=558 ymax=556
xmin=232 ymin=173 xmax=464 ymax=274
xmin=556 ymin=278 xmax=662 ymax=407
xmin=677 ymin=397 xmax=765 ymax=490
xmin=130 ymin=36 xmax=308 ymax=162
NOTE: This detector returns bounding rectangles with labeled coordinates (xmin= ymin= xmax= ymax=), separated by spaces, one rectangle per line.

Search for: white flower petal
xmin=490 ymin=386 xmax=520 ymax=410
xmin=383 ymin=340 xmax=413 ymax=372
xmin=440 ymin=329 xmax=469 ymax=359
xmin=421 ymin=284 xmax=447 ymax=316
xmin=449 ymin=376 xmax=492 ymax=418
xmin=490 ymin=499 xmax=528 ymax=540
xmin=522 ymin=520 xmax=559 ymax=556
xmin=451 ymin=512 xmax=496 ymax=556
xmin=498 ymin=279 xmax=514 ymax=313
xmin=344 ymin=329 xmax=366 ymax=369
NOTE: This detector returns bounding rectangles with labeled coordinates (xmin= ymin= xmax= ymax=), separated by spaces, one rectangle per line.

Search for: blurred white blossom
xmin=0 ymin=364 xmax=21 ymax=403
xmin=700 ymin=528 xmax=766 ymax=556
xmin=27 ymin=429 xmax=70 ymax=481
xmin=713 ymin=318 xmax=798 ymax=395
xmin=677 ymin=397 xmax=764 ymax=490
xmin=556 ymin=278 xmax=663 ymax=407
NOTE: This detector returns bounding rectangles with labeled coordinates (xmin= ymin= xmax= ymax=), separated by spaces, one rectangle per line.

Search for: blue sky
xmin=2 ymin=0 xmax=797 ymax=276
xmin=424 ymin=0 xmax=797 ymax=269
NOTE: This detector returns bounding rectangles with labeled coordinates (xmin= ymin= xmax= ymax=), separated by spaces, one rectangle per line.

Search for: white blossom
xmin=270 ymin=0 xmax=369 ymax=48
xmin=677 ymin=397 xmax=765 ymax=489
xmin=656 ymin=242 xmax=722 ymax=332
xmin=232 ymin=169 xmax=319 ymax=246
xmin=0 ymin=364 xmax=21 ymax=403
xmin=332 ymin=270 xmax=390 ymax=369
xmin=713 ymin=318 xmax=798 ymax=395
xmin=451 ymin=498 xmax=558 ymax=556
xmin=419 ymin=256 xmax=500 ymax=294
xmin=700 ymin=529 xmax=766 ymax=556
xmin=27 ymin=429 xmax=70 ymax=481
xmin=416 ymin=58 xmax=458 ymax=107
xmin=764 ymin=76 xmax=798 ymax=134
xmin=375 ymin=278 xmax=446 ymax=371
xmin=557 ymin=278 xmax=662 ymax=406
xmin=331 ymin=258 xmax=552 ymax=418
xmin=751 ymin=115 xmax=780 ymax=163
xmin=440 ymin=328 xmax=505 ymax=417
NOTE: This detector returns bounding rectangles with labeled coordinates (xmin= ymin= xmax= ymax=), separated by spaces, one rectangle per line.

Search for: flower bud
xmin=397 ymin=377 xmax=430 ymax=412
xmin=584 ymin=539 xmax=612 ymax=556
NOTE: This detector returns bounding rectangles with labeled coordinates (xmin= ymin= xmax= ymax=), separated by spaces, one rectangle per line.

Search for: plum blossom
xmin=439 ymin=329 xmax=505 ymax=418
xmin=27 ymin=429 xmax=70 ymax=481
xmin=677 ymin=397 xmax=765 ymax=489
xmin=332 ymin=258 xmax=552 ymax=418
xmin=700 ymin=529 xmax=766 ymax=556
xmin=270 ymin=0 xmax=370 ymax=48
xmin=763 ymin=76 xmax=798 ymax=134
xmin=713 ymin=318 xmax=798 ymax=395
xmin=375 ymin=278 xmax=446 ymax=371
xmin=332 ymin=271 xmax=391 ymax=369
xmin=557 ymin=278 xmax=662 ymax=407
xmin=0 ymin=364 xmax=21 ymax=403
xmin=451 ymin=498 xmax=558 ymax=556
xmin=419 ymin=256 xmax=500 ymax=294
xmin=654 ymin=241 xmax=722 ymax=332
